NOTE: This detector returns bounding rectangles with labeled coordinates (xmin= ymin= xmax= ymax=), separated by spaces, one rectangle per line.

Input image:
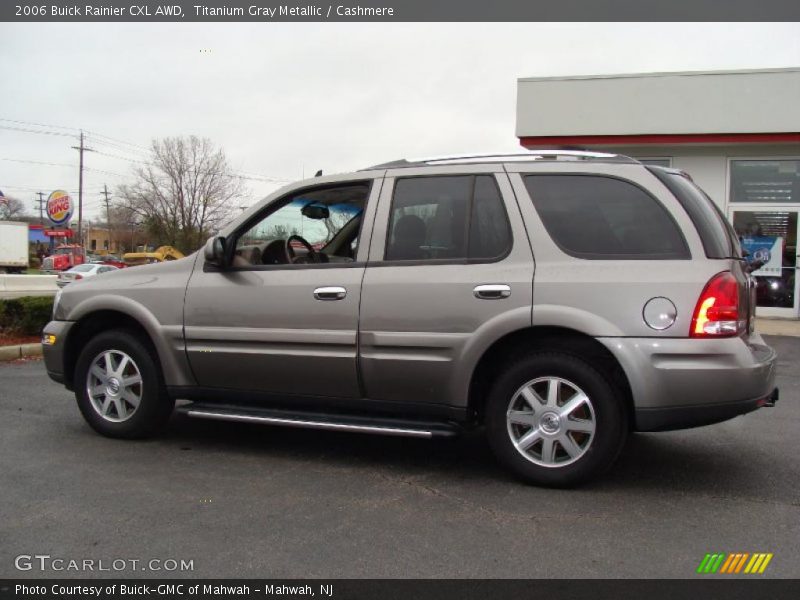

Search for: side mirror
xmin=301 ymin=203 xmax=330 ymax=220
xmin=204 ymin=236 xmax=226 ymax=267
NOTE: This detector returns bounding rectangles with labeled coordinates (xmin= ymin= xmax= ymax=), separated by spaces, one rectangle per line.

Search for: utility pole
xmin=71 ymin=131 xmax=94 ymax=247
xmin=101 ymin=184 xmax=112 ymax=252
xmin=34 ymin=192 xmax=45 ymax=224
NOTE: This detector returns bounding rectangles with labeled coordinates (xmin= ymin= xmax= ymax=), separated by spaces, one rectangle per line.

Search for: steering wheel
xmin=285 ymin=235 xmax=322 ymax=264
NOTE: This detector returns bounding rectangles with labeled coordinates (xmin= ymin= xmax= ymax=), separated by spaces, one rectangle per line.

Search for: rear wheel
xmin=485 ymin=352 xmax=627 ymax=487
xmin=74 ymin=330 xmax=174 ymax=439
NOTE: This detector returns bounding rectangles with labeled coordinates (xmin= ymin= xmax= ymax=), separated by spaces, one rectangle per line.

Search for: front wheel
xmin=74 ymin=330 xmax=174 ymax=439
xmin=485 ymin=352 xmax=627 ymax=487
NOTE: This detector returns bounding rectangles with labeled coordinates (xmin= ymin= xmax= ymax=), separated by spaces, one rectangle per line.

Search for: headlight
xmin=52 ymin=289 xmax=63 ymax=319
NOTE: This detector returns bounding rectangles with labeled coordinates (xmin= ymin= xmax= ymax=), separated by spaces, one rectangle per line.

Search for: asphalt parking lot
xmin=1 ymin=335 xmax=798 ymax=579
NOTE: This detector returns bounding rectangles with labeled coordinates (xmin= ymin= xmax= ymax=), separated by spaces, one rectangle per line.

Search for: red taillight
xmin=690 ymin=271 xmax=743 ymax=338
xmin=74 ymin=274 xmax=83 ymax=280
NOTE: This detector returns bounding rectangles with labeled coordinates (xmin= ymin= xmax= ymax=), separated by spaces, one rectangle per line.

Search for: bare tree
xmin=117 ymin=136 xmax=246 ymax=253
xmin=107 ymin=204 xmax=144 ymax=253
xmin=0 ymin=194 xmax=27 ymax=220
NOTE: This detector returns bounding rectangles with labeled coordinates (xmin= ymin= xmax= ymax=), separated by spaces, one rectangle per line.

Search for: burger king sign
xmin=47 ymin=190 xmax=74 ymax=226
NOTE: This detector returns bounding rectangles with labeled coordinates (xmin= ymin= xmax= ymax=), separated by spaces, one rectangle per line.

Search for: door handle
xmin=473 ymin=284 xmax=511 ymax=299
xmin=314 ymin=286 xmax=347 ymax=301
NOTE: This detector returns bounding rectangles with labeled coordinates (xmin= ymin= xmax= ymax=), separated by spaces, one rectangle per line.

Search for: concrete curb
xmin=0 ymin=343 xmax=43 ymax=361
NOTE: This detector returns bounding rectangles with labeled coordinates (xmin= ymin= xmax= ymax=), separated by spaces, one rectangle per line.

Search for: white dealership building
xmin=516 ymin=68 xmax=800 ymax=318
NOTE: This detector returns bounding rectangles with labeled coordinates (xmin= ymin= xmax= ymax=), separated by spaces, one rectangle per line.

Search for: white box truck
xmin=0 ymin=221 xmax=29 ymax=273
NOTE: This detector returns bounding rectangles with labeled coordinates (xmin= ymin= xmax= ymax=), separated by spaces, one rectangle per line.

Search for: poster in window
xmin=741 ymin=236 xmax=783 ymax=277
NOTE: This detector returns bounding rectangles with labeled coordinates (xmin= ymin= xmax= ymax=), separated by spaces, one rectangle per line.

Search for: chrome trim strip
xmin=186 ymin=410 xmax=434 ymax=438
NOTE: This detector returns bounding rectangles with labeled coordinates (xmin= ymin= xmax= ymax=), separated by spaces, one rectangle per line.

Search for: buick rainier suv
xmin=42 ymin=151 xmax=779 ymax=486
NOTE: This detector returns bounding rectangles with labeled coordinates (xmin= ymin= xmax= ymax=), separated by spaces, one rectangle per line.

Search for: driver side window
xmin=233 ymin=181 xmax=371 ymax=267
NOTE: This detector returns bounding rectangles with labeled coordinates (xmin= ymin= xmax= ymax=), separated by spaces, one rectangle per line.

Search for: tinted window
xmin=469 ymin=176 xmax=513 ymax=259
xmin=648 ymin=167 xmax=734 ymax=258
xmin=385 ymin=175 xmax=511 ymax=262
xmin=524 ymin=175 xmax=689 ymax=259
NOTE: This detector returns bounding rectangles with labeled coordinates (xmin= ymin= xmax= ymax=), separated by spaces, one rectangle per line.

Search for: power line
xmin=85 ymin=131 xmax=149 ymax=153
xmin=0 ymin=124 xmax=78 ymax=138
xmin=1 ymin=157 xmax=76 ymax=168
xmin=0 ymin=118 xmax=81 ymax=132
xmin=1 ymin=118 xmax=291 ymax=186
xmin=86 ymin=149 xmax=288 ymax=183
xmin=89 ymin=149 xmax=147 ymax=164
xmin=84 ymin=167 xmax=129 ymax=178
xmin=0 ymin=156 xmax=130 ymax=179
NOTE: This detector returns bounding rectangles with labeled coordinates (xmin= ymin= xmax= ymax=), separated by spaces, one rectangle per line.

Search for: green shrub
xmin=0 ymin=296 xmax=54 ymax=336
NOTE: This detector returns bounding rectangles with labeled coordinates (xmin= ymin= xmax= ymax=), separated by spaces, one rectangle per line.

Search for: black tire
xmin=485 ymin=352 xmax=627 ymax=487
xmin=74 ymin=329 xmax=174 ymax=439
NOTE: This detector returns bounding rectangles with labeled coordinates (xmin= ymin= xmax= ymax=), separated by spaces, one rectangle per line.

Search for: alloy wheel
xmin=85 ymin=350 xmax=143 ymax=423
xmin=506 ymin=376 xmax=596 ymax=468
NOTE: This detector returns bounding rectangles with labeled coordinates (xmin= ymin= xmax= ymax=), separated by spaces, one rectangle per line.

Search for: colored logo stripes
xmin=697 ymin=552 xmax=773 ymax=574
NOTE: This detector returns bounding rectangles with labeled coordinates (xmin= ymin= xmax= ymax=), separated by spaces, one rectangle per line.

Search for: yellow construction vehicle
xmin=123 ymin=245 xmax=185 ymax=266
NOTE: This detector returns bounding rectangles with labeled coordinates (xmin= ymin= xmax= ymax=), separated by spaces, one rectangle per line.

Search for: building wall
xmin=516 ymin=68 xmax=800 ymax=137
xmin=589 ymin=144 xmax=800 ymax=212
xmin=85 ymin=227 xmax=123 ymax=254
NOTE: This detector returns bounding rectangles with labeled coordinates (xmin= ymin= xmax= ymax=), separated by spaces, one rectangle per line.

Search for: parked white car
xmin=56 ymin=263 xmax=119 ymax=288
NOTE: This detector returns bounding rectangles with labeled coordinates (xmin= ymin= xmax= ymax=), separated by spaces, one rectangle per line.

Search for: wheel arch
xmin=467 ymin=326 xmax=634 ymax=427
xmin=62 ymin=310 xmax=163 ymax=390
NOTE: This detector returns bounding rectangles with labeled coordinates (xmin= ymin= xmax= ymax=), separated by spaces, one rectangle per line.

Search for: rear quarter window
xmin=523 ymin=174 xmax=690 ymax=260
xmin=647 ymin=166 xmax=736 ymax=259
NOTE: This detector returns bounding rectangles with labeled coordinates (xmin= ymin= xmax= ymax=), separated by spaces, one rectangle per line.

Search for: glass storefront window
xmin=730 ymin=160 xmax=800 ymax=203
xmin=732 ymin=210 xmax=797 ymax=309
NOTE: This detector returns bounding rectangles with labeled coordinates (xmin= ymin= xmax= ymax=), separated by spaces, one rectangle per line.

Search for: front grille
xmin=42 ymin=257 xmax=54 ymax=271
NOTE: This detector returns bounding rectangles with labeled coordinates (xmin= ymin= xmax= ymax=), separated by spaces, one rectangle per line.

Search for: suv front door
xmin=183 ymin=175 xmax=383 ymax=398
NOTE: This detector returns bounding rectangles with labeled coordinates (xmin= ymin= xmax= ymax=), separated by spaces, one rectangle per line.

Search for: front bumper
xmin=598 ymin=333 xmax=778 ymax=432
xmin=42 ymin=320 xmax=76 ymax=389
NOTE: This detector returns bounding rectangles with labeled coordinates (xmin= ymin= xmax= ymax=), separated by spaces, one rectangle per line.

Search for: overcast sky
xmin=1 ymin=22 xmax=798 ymax=221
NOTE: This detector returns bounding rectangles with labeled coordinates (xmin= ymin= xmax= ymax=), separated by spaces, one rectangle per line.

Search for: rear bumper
xmin=635 ymin=388 xmax=778 ymax=431
xmin=597 ymin=333 xmax=778 ymax=431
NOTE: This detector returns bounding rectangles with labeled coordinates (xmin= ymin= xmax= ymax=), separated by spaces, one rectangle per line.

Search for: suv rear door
xmin=358 ymin=165 xmax=534 ymax=408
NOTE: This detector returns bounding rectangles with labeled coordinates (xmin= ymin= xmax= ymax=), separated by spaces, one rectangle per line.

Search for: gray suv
xmin=42 ymin=151 xmax=778 ymax=486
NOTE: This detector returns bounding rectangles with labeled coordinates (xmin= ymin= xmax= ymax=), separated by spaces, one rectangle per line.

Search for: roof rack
xmin=365 ymin=150 xmax=640 ymax=170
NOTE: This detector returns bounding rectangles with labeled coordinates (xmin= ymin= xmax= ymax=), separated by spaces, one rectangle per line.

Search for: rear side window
xmin=385 ymin=175 xmax=512 ymax=262
xmin=524 ymin=174 xmax=690 ymax=260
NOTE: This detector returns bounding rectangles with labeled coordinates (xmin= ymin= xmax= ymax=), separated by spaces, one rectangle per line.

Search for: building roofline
xmin=517 ymin=67 xmax=800 ymax=83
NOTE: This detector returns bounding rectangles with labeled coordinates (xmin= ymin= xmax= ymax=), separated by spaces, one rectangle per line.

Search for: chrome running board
xmin=182 ymin=404 xmax=460 ymax=439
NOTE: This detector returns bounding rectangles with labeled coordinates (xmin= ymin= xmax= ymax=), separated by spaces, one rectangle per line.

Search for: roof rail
xmin=365 ymin=150 xmax=640 ymax=170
